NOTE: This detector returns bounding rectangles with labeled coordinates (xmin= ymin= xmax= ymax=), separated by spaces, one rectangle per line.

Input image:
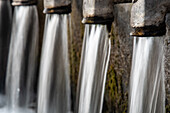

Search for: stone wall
xmin=103 ymin=4 xmax=133 ymax=113
xmin=37 ymin=0 xmax=170 ymax=112
xmin=165 ymin=14 xmax=170 ymax=112
xmin=69 ymin=2 xmax=133 ymax=112
xmin=69 ymin=0 xmax=84 ymax=110
xmin=69 ymin=1 xmax=170 ymax=113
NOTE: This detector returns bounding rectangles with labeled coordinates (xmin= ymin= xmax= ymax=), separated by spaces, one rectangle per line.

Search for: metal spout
xmin=114 ymin=0 xmax=132 ymax=4
xmin=43 ymin=0 xmax=71 ymax=14
xmin=82 ymin=0 xmax=114 ymax=24
xmin=12 ymin=0 xmax=37 ymax=6
xmin=130 ymin=0 xmax=170 ymax=36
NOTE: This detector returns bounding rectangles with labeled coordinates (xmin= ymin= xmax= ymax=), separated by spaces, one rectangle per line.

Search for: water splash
xmin=37 ymin=14 xmax=71 ymax=113
xmin=76 ymin=25 xmax=111 ymax=113
xmin=129 ymin=37 xmax=165 ymax=113
xmin=2 ymin=6 xmax=39 ymax=113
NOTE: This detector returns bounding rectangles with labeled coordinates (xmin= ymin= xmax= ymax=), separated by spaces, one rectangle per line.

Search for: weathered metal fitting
xmin=12 ymin=0 xmax=37 ymax=6
xmin=82 ymin=17 xmax=113 ymax=24
xmin=82 ymin=0 xmax=114 ymax=24
xmin=113 ymin=0 xmax=132 ymax=4
xmin=132 ymin=0 xmax=137 ymax=3
xmin=44 ymin=0 xmax=71 ymax=14
xmin=131 ymin=0 xmax=170 ymax=36
xmin=130 ymin=23 xmax=166 ymax=37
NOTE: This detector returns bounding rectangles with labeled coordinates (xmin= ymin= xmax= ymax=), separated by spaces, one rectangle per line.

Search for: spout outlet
xmin=82 ymin=0 xmax=114 ymax=24
xmin=130 ymin=0 xmax=170 ymax=36
xmin=12 ymin=0 xmax=37 ymax=6
xmin=114 ymin=0 xmax=132 ymax=4
xmin=43 ymin=0 xmax=71 ymax=14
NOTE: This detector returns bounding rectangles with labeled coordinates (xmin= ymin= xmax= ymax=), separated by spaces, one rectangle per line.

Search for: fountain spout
xmin=82 ymin=0 xmax=114 ymax=24
xmin=130 ymin=0 xmax=170 ymax=36
xmin=12 ymin=0 xmax=37 ymax=6
xmin=43 ymin=0 xmax=71 ymax=14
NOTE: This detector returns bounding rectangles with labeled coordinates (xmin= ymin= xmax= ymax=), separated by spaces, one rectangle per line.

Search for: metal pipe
xmin=114 ymin=0 xmax=132 ymax=4
xmin=82 ymin=0 xmax=114 ymax=24
xmin=12 ymin=0 xmax=37 ymax=6
xmin=43 ymin=0 xmax=71 ymax=14
xmin=130 ymin=0 xmax=170 ymax=36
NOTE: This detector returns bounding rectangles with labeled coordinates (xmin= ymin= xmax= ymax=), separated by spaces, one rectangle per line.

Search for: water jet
xmin=128 ymin=1 xmax=169 ymax=113
xmin=3 ymin=0 xmax=39 ymax=112
xmin=37 ymin=0 xmax=72 ymax=113
xmin=75 ymin=0 xmax=115 ymax=113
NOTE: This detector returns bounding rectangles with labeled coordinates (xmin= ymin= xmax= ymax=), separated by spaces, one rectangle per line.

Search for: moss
xmin=68 ymin=0 xmax=84 ymax=109
xmin=166 ymin=105 xmax=170 ymax=113
xmin=103 ymin=24 xmax=128 ymax=113
xmin=104 ymin=65 xmax=126 ymax=113
xmin=69 ymin=21 xmax=84 ymax=86
xmin=80 ymin=22 xmax=85 ymax=40
xmin=69 ymin=14 xmax=130 ymax=112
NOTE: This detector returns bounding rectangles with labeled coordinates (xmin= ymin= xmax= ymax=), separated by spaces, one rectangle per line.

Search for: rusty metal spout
xmin=43 ymin=0 xmax=71 ymax=14
xmin=12 ymin=0 xmax=37 ymax=6
xmin=130 ymin=0 xmax=170 ymax=36
xmin=82 ymin=0 xmax=114 ymax=24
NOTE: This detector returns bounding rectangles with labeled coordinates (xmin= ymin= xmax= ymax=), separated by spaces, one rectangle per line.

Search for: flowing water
xmin=129 ymin=37 xmax=165 ymax=113
xmin=37 ymin=14 xmax=71 ymax=113
xmin=0 ymin=6 xmax=39 ymax=113
xmin=76 ymin=25 xmax=111 ymax=113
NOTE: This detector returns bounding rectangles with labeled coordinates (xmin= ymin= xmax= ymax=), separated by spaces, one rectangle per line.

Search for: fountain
xmin=37 ymin=0 xmax=72 ymax=113
xmin=0 ymin=0 xmax=39 ymax=112
xmin=75 ymin=0 xmax=113 ymax=113
xmin=129 ymin=0 xmax=170 ymax=113
xmin=0 ymin=0 xmax=169 ymax=112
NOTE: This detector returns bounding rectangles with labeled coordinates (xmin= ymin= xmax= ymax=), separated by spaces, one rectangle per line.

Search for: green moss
xmin=166 ymin=105 xmax=170 ymax=113
xmin=106 ymin=65 xmax=125 ymax=112
xmin=80 ymin=22 xmax=85 ymax=40
xmin=103 ymin=24 xmax=128 ymax=113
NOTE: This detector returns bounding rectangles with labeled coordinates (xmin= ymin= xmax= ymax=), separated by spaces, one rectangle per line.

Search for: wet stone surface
xmin=165 ymin=13 xmax=170 ymax=112
xmin=69 ymin=1 xmax=170 ymax=113
xmin=103 ymin=4 xmax=133 ymax=113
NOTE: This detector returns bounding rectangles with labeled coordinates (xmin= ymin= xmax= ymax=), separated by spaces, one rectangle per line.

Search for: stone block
xmin=44 ymin=0 xmax=71 ymax=14
xmin=131 ymin=0 xmax=170 ymax=36
xmin=82 ymin=0 xmax=114 ymax=24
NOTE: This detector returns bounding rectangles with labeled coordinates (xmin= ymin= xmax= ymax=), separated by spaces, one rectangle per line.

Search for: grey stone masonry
xmin=43 ymin=0 xmax=71 ymax=14
xmin=82 ymin=0 xmax=114 ymax=23
xmin=44 ymin=0 xmax=71 ymax=9
xmin=131 ymin=0 xmax=170 ymax=28
xmin=165 ymin=13 xmax=170 ymax=111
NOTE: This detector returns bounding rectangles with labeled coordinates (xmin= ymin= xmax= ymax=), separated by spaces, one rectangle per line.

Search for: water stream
xmin=0 ymin=6 xmax=39 ymax=113
xmin=37 ymin=14 xmax=71 ymax=113
xmin=76 ymin=25 xmax=111 ymax=113
xmin=0 ymin=2 xmax=166 ymax=113
xmin=129 ymin=37 xmax=165 ymax=113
